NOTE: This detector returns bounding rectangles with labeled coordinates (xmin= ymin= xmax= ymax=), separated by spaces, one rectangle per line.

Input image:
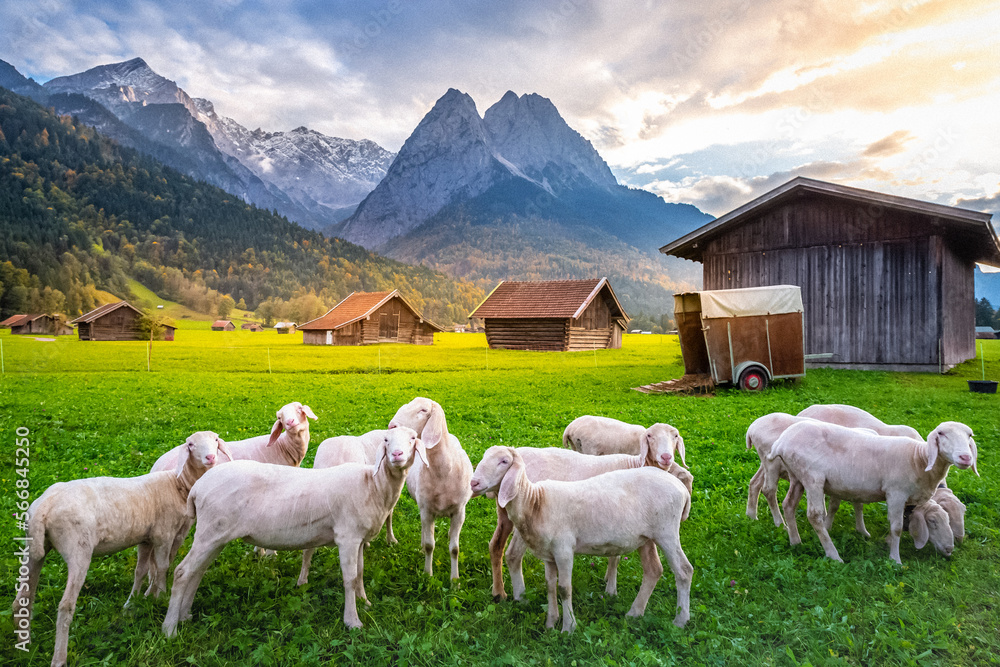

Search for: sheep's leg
xmin=555 ymin=550 xmax=577 ymax=633
xmin=852 ymin=503 xmax=870 ymax=538
xmin=419 ymin=508 xmax=436 ymax=577
xmin=448 ymin=504 xmax=465 ymax=582
xmin=825 ymin=496 xmax=842 ymax=530
xmin=12 ymin=548 xmax=45 ymax=622
xmin=761 ymin=461 xmax=785 ymax=526
xmin=746 ymin=465 xmax=764 ymax=519
xmin=543 ymin=560 xmax=559 ymax=629
xmin=147 ymin=542 xmax=172 ymax=599
xmin=384 ymin=503 xmax=398 ymax=545
xmin=782 ymin=480 xmax=804 ymax=545
xmin=489 ymin=503 xmax=514 ymax=599
xmin=626 ymin=542 xmax=662 ymax=618
xmin=885 ymin=492 xmax=906 ymax=565
xmin=804 ymin=484 xmax=842 ymax=562
xmin=506 ymin=530 xmax=529 ymax=601
xmin=163 ymin=538 xmax=226 ymax=637
xmin=52 ymin=548 xmax=93 ymax=667
xmin=339 ymin=540 xmax=363 ymax=628
xmin=604 ymin=556 xmax=619 ymax=596
xmin=297 ymin=549 xmax=316 ymax=587
xmin=355 ymin=543 xmax=370 ymax=607
xmin=126 ymin=543 xmax=152 ymax=608
xmin=656 ymin=530 xmax=693 ymax=628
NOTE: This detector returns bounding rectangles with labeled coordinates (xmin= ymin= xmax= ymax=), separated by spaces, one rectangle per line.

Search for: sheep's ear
xmin=498 ymin=455 xmax=519 ymax=509
xmin=175 ymin=441 xmax=192 ymax=478
xmin=924 ymin=431 xmax=939 ymax=472
xmin=267 ymin=419 xmax=283 ymax=447
xmin=300 ymin=404 xmax=318 ymax=421
xmin=676 ymin=434 xmax=687 ymax=468
xmin=414 ymin=438 xmax=429 ymax=468
xmin=216 ymin=436 xmax=234 ymax=462
xmin=910 ymin=510 xmax=929 ymax=549
xmin=639 ymin=433 xmax=650 ymax=465
xmin=970 ymin=437 xmax=980 ymax=477
xmin=373 ymin=444 xmax=387 ymax=479
xmin=421 ymin=402 xmax=445 ymax=449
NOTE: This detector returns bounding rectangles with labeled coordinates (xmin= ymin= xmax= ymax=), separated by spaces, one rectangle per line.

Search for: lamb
xmin=12 ymin=431 xmax=226 ymax=667
xmin=764 ymin=420 xmax=978 ymax=563
xmin=490 ymin=437 xmax=691 ymax=601
xmin=797 ymin=404 xmax=922 ymax=439
xmin=387 ymin=397 xmax=472 ymax=581
xmin=563 ymin=417 xmax=692 ymax=492
xmin=471 ymin=446 xmax=693 ymax=632
xmin=151 ymin=401 xmax=317 ymax=471
xmin=162 ymin=427 xmax=427 ymax=635
xmin=930 ymin=485 xmax=966 ymax=542
xmin=296 ymin=429 xmax=396 ymax=587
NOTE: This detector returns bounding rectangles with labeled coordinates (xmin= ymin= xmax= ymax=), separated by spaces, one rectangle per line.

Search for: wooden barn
xmin=660 ymin=177 xmax=1000 ymax=371
xmin=71 ymin=301 xmax=145 ymax=341
xmin=274 ymin=321 xmax=297 ymax=334
xmin=212 ymin=320 xmax=236 ymax=331
xmin=469 ymin=278 xmax=629 ymax=351
xmin=299 ymin=290 xmax=442 ymax=345
xmin=976 ymin=326 xmax=998 ymax=340
xmin=241 ymin=322 xmax=263 ymax=332
xmin=2 ymin=314 xmax=73 ymax=335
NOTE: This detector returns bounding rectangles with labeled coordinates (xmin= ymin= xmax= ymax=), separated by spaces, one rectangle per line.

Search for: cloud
xmin=862 ymin=130 xmax=915 ymax=158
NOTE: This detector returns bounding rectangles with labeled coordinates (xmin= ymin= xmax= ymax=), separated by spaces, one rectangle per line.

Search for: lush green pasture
xmin=1 ymin=333 xmax=998 ymax=666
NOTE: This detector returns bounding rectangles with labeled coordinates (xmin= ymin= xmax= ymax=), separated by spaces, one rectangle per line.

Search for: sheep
xmin=797 ymin=404 xmax=922 ymax=439
xmin=150 ymin=401 xmax=317 ymax=471
xmin=296 ymin=429 xmax=396 ymax=586
xmin=387 ymin=397 xmax=472 ymax=581
xmin=490 ymin=437 xmax=692 ymax=601
xmin=764 ymin=420 xmax=978 ymax=563
xmin=563 ymin=417 xmax=692 ymax=491
xmin=162 ymin=426 xmax=427 ymax=635
xmin=471 ymin=446 xmax=693 ymax=632
xmin=930 ymin=485 xmax=966 ymax=542
xmin=12 ymin=431 xmax=226 ymax=667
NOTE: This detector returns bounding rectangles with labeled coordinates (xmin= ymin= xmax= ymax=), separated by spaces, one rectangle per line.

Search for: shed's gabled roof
xmin=299 ymin=290 xmax=444 ymax=332
xmin=70 ymin=301 xmax=142 ymax=324
xmin=212 ymin=320 xmax=233 ymax=328
xmin=1 ymin=314 xmax=42 ymax=327
xmin=468 ymin=278 xmax=629 ymax=321
xmin=660 ymin=177 xmax=1000 ymax=266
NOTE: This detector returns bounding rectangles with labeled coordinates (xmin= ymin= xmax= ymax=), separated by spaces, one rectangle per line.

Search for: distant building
xmin=71 ymin=302 xmax=146 ymax=341
xmin=211 ymin=320 xmax=236 ymax=331
xmin=660 ymin=177 xmax=1000 ymax=371
xmin=241 ymin=322 xmax=263 ymax=332
xmin=976 ymin=326 xmax=998 ymax=340
xmin=299 ymin=290 xmax=442 ymax=345
xmin=2 ymin=314 xmax=73 ymax=335
xmin=274 ymin=322 xmax=297 ymax=334
xmin=469 ymin=278 xmax=628 ymax=351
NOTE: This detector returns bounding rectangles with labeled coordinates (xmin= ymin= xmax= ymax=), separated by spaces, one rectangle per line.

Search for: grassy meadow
xmin=1 ymin=330 xmax=998 ymax=666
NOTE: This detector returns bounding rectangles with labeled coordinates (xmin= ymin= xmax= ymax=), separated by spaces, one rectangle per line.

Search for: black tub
xmin=968 ymin=380 xmax=998 ymax=394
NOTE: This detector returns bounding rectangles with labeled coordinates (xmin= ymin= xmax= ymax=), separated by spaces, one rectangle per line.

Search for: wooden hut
xmin=274 ymin=321 xmax=297 ymax=334
xmin=3 ymin=314 xmax=73 ymax=335
xmin=660 ymin=177 xmax=1000 ymax=371
xmin=241 ymin=322 xmax=263 ymax=332
xmin=211 ymin=320 xmax=236 ymax=331
xmin=299 ymin=290 xmax=442 ymax=346
xmin=70 ymin=301 xmax=145 ymax=341
xmin=976 ymin=326 xmax=998 ymax=340
xmin=162 ymin=324 xmax=176 ymax=341
xmin=469 ymin=278 xmax=628 ymax=351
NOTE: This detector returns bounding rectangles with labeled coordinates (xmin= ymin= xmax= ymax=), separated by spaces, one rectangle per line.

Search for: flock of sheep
xmin=13 ymin=399 xmax=979 ymax=666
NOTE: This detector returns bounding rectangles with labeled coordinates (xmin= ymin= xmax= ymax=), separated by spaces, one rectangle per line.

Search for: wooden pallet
xmin=633 ymin=373 xmax=715 ymax=395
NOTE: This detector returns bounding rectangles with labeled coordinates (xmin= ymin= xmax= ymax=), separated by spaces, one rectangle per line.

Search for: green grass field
xmin=1 ymin=332 xmax=997 ymax=666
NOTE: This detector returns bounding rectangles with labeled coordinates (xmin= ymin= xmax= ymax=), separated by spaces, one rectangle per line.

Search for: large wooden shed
xmin=212 ymin=320 xmax=236 ymax=331
xmin=2 ymin=314 xmax=73 ymax=335
xmin=70 ymin=301 xmax=144 ymax=341
xmin=469 ymin=278 xmax=629 ymax=351
xmin=660 ymin=177 xmax=1000 ymax=371
xmin=298 ymin=290 xmax=442 ymax=346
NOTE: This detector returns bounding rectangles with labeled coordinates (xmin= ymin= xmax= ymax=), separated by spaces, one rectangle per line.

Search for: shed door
xmin=379 ymin=313 xmax=399 ymax=340
xmin=326 ymin=330 xmax=333 ymax=345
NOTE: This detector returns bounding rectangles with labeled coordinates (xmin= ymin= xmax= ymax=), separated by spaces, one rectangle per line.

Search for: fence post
xmin=267 ymin=347 xmax=272 ymax=374
xmin=1 ymin=339 xmax=4 ymax=374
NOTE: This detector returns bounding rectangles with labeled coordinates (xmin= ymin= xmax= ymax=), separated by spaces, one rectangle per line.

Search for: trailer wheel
xmin=738 ymin=367 xmax=769 ymax=391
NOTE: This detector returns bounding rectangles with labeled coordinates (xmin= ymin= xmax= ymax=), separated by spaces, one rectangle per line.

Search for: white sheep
xmin=490 ymin=438 xmax=692 ymax=602
xmin=930 ymin=485 xmax=966 ymax=542
xmin=563 ymin=417 xmax=691 ymax=486
xmin=471 ymin=446 xmax=693 ymax=632
xmin=765 ymin=420 xmax=978 ymax=563
xmin=296 ymin=429 xmax=395 ymax=587
xmin=162 ymin=427 xmax=427 ymax=635
xmin=12 ymin=432 xmax=226 ymax=667
xmin=797 ymin=404 xmax=922 ymax=439
xmin=388 ymin=397 xmax=472 ymax=581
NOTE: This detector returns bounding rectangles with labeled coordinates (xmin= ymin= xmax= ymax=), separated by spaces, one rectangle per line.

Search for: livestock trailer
xmin=673 ymin=285 xmax=805 ymax=390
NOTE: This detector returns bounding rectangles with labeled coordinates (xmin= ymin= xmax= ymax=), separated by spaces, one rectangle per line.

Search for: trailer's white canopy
xmin=676 ymin=285 xmax=803 ymax=319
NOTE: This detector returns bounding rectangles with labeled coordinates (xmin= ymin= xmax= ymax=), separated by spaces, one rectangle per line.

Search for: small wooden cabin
xmin=71 ymin=301 xmax=145 ymax=341
xmin=469 ymin=278 xmax=629 ymax=351
xmin=976 ymin=326 xmax=998 ymax=340
xmin=212 ymin=320 xmax=236 ymax=331
xmin=299 ymin=290 xmax=442 ymax=346
xmin=162 ymin=324 xmax=176 ymax=341
xmin=660 ymin=177 xmax=1000 ymax=371
xmin=241 ymin=322 xmax=263 ymax=332
xmin=3 ymin=314 xmax=73 ymax=335
xmin=274 ymin=321 xmax=297 ymax=334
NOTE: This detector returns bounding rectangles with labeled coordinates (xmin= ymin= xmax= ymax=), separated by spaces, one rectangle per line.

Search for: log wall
xmin=485 ymin=318 xmax=569 ymax=350
xmin=78 ymin=308 xmax=142 ymax=341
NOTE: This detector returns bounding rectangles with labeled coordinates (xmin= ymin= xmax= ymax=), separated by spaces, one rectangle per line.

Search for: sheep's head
xmin=471 ymin=446 xmax=519 ymax=507
xmin=909 ymin=499 xmax=954 ymax=556
xmin=374 ymin=426 xmax=427 ymax=477
xmin=388 ymin=397 xmax=446 ymax=448
xmin=643 ymin=423 xmax=685 ymax=469
xmin=926 ymin=422 xmax=978 ymax=476
xmin=932 ymin=487 xmax=967 ymax=542
xmin=176 ymin=431 xmax=230 ymax=477
xmin=268 ymin=402 xmax=318 ymax=446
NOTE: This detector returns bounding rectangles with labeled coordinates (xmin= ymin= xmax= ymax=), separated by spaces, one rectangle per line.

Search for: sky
xmin=2 ymin=0 xmax=999 ymax=218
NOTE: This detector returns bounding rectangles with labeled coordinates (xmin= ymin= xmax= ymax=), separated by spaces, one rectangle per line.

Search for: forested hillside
xmin=0 ymin=87 xmax=483 ymax=324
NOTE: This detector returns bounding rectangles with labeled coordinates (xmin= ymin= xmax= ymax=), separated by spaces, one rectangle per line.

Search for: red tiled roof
xmin=70 ymin=301 xmax=142 ymax=324
xmin=1 ymin=314 xmax=33 ymax=327
xmin=212 ymin=320 xmax=233 ymax=328
xmin=299 ymin=290 xmax=444 ymax=332
xmin=469 ymin=278 xmax=628 ymax=320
